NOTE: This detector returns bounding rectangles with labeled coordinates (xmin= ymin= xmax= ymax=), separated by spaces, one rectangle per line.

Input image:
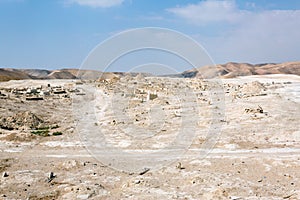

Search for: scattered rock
xmin=245 ymin=105 xmax=264 ymax=114
xmin=2 ymin=172 xmax=8 ymax=177
xmin=139 ymin=168 xmax=150 ymax=175
xmin=176 ymin=162 xmax=185 ymax=170
xmin=47 ymin=172 xmax=56 ymax=183
xmin=283 ymin=194 xmax=294 ymax=199
xmin=25 ymin=96 xmax=44 ymax=101
xmin=77 ymin=194 xmax=91 ymax=200
xmin=0 ymin=158 xmax=12 ymax=173
xmin=240 ymin=81 xmax=266 ymax=97
xmin=257 ymin=105 xmax=264 ymax=113
xmin=229 ymin=196 xmax=242 ymax=200
xmin=62 ymin=160 xmax=78 ymax=170
xmin=257 ymin=179 xmax=263 ymax=183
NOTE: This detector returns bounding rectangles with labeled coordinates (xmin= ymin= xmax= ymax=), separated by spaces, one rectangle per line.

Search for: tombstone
xmin=147 ymin=91 xmax=158 ymax=101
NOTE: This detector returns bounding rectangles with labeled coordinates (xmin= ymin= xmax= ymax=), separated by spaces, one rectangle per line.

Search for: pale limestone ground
xmin=0 ymin=75 xmax=299 ymax=200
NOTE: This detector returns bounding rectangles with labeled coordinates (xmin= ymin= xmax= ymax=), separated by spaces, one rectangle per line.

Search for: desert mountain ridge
xmin=178 ymin=61 xmax=300 ymax=78
xmin=0 ymin=61 xmax=299 ymax=81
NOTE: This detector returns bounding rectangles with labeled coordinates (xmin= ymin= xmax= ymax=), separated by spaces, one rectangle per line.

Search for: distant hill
xmin=0 ymin=61 xmax=299 ymax=81
xmin=19 ymin=69 xmax=77 ymax=79
xmin=0 ymin=68 xmax=33 ymax=81
xmin=0 ymin=68 xmax=151 ymax=82
xmin=0 ymin=68 xmax=109 ymax=81
xmin=179 ymin=61 xmax=300 ymax=78
xmin=20 ymin=69 xmax=52 ymax=79
xmin=61 ymin=69 xmax=104 ymax=80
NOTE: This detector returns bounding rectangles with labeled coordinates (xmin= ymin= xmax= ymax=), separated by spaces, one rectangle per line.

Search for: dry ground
xmin=0 ymin=75 xmax=299 ymax=199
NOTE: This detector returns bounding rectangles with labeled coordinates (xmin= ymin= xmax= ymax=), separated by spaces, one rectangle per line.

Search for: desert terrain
xmin=1 ymin=61 xmax=300 ymax=82
xmin=0 ymin=70 xmax=299 ymax=199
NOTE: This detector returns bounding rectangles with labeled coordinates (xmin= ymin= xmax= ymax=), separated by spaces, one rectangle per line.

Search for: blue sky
xmin=0 ymin=0 xmax=300 ymax=71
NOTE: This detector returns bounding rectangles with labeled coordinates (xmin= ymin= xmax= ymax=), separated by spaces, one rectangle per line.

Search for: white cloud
xmin=66 ymin=0 xmax=124 ymax=8
xmin=167 ymin=0 xmax=249 ymax=24
xmin=223 ymin=10 xmax=300 ymax=63
xmin=167 ymin=1 xmax=300 ymax=63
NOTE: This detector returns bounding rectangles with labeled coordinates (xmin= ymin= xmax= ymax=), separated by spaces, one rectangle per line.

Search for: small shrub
xmin=31 ymin=130 xmax=49 ymax=137
xmin=52 ymin=132 xmax=62 ymax=136
xmin=50 ymin=124 xmax=59 ymax=129
xmin=37 ymin=126 xmax=49 ymax=130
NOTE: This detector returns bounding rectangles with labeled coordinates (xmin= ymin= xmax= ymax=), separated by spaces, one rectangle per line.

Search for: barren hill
xmin=21 ymin=69 xmax=52 ymax=79
xmin=20 ymin=69 xmax=77 ymax=79
xmin=0 ymin=68 xmax=33 ymax=82
xmin=180 ymin=61 xmax=300 ymax=78
xmin=1 ymin=61 xmax=299 ymax=81
xmin=0 ymin=69 xmax=87 ymax=81
xmin=61 ymin=69 xmax=104 ymax=80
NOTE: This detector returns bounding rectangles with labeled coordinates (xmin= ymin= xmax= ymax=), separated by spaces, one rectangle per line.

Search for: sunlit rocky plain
xmin=0 ymin=72 xmax=299 ymax=199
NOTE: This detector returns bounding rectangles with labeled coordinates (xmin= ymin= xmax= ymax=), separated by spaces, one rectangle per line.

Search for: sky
xmin=0 ymin=0 xmax=300 ymax=71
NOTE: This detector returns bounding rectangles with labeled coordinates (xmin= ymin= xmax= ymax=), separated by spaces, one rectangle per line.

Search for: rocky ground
xmin=0 ymin=75 xmax=299 ymax=199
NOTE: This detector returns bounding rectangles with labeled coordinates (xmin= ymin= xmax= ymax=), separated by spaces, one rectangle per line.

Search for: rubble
xmin=225 ymin=81 xmax=268 ymax=100
xmin=0 ymin=111 xmax=44 ymax=130
xmin=245 ymin=105 xmax=264 ymax=114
